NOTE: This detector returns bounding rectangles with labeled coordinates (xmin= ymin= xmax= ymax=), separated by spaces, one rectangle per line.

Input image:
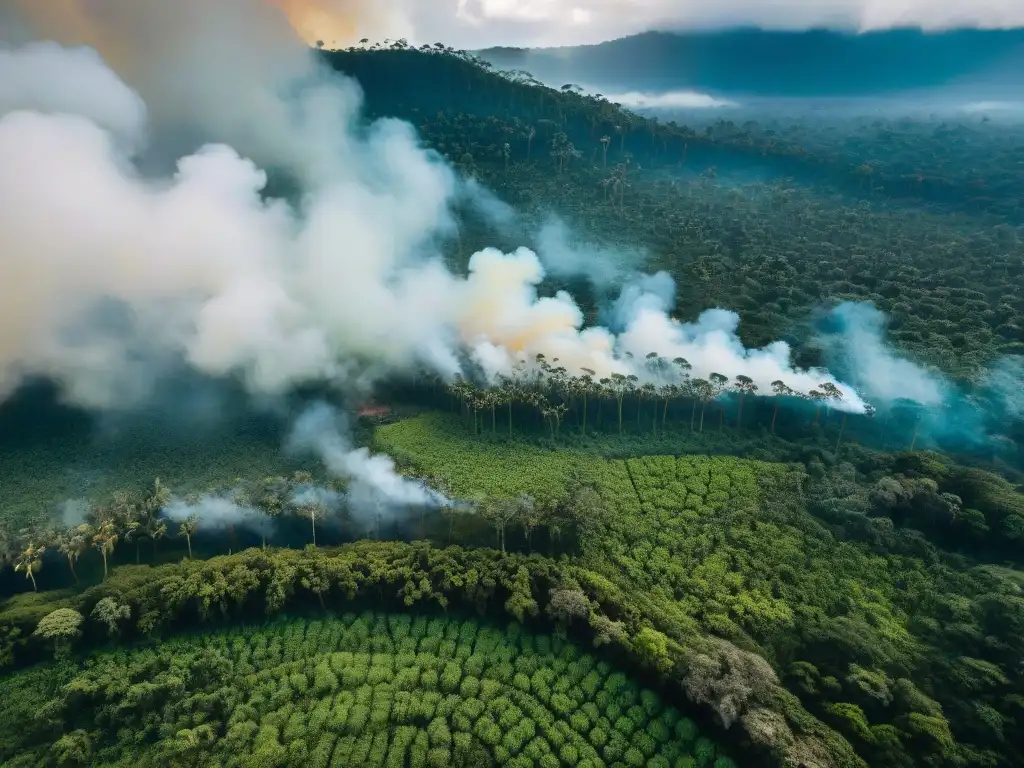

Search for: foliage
xmin=0 ymin=39 xmax=1023 ymax=768
xmin=0 ymin=612 xmax=729 ymax=767
xmin=0 ymin=541 xmax=856 ymax=766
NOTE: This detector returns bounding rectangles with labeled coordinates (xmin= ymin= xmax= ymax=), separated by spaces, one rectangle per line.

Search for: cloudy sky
xmin=283 ymin=0 xmax=1024 ymax=49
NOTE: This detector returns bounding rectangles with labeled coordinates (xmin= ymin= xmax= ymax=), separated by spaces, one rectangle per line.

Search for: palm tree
xmin=609 ymin=373 xmax=629 ymax=435
xmin=14 ymin=542 xmax=44 ymax=592
xmin=520 ymin=497 xmax=543 ymax=552
xmin=659 ymin=382 xmax=677 ymax=431
xmin=296 ymin=499 xmax=325 ymax=547
xmin=672 ymin=357 xmax=692 ymax=427
xmin=807 ymin=389 xmax=827 ymax=428
xmin=145 ymin=517 xmax=168 ymax=558
xmin=500 ymin=376 xmax=519 ymax=437
xmin=92 ymin=522 xmax=119 ymax=578
xmin=640 ymin=382 xmax=658 ymax=434
xmin=178 ymin=514 xmax=198 ymax=559
xmin=691 ymin=378 xmax=712 ymax=432
xmin=820 ymin=382 xmax=844 ymax=421
xmin=837 ymin=402 xmax=872 ymax=454
xmin=579 ymin=368 xmax=596 ymax=435
xmin=56 ymin=528 xmax=88 ymax=583
xmin=709 ymin=373 xmax=729 ymax=429
xmin=143 ymin=477 xmax=171 ymax=519
xmin=770 ymin=380 xmax=794 ymax=434
xmin=907 ymin=402 xmax=925 ymax=452
xmin=733 ymin=375 xmax=758 ymax=429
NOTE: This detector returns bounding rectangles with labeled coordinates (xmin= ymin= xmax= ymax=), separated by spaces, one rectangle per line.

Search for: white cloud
xmin=8 ymin=0 xmax=1015 ymax=51
xmin=605 ymin=89 xmax=739 ymax=109
xmin=315 ymin=0 xmax=1023 ymax=48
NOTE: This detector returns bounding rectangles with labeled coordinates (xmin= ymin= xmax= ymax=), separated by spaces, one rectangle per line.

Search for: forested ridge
xmin=0 ymin=42 xmax=1022 ymax=768
xmin=322 ymin=44 xmax=1024 ymax=376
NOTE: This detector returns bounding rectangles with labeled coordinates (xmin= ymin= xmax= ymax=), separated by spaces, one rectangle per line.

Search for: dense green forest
xmin=1 ymin=41 xmax=1023 ymax=768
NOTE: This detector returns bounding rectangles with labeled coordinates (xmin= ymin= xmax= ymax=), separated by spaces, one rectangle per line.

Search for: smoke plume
xmin=163 ymin=495 xmax=274 ymax=538
xmin=819 ymin=302 xmax=947 ymax=407
xmin=269 ymin=0 xmax=412 ymax=46
xmin=0 ymin=0 xmax=866 ymax=416
xmin=286 ymin=402 xmax=446 ymax=519
xmin=535 ymin=217 xmax=645 ymax=290
xmin=818 ymin=301 xmax=1023 ymax=455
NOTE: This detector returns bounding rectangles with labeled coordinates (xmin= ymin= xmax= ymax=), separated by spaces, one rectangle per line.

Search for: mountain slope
xmin=478 ymin=28 xmax=1024 ymax=97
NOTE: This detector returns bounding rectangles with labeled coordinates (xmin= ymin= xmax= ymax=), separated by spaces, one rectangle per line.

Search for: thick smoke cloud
xmin=463 ymin=249 xmax=865 ymax=410
xmin=0 ymin=0 xmax=864 ymax=414
xmin=0 ymin=42 xmax=146 ymax=149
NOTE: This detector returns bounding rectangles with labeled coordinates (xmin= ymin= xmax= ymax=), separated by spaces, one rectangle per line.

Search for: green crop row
xmin=0 ymin=612 xmax=735 ymax=768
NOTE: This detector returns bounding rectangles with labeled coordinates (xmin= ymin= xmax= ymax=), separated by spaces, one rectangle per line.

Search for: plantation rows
xmin=377 ymin=413 xmax=1019 ymax=766
xmin=577 ymin=456 xmax=800 ymax=639
xmin=0 ymin=613 xmax=735 ymax=768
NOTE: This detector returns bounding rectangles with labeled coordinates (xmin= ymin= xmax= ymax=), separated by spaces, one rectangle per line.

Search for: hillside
xmin=476 ymin=28 xmax=1024 ymax=97
xmin=0 ymin=40 xmax=1022 ymax=768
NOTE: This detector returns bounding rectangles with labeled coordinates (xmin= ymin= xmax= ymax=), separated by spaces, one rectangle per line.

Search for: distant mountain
xmin=477 ymin=28 xmax=1024 ymax=97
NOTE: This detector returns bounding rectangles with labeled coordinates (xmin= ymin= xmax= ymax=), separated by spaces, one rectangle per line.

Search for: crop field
xmin=0 ymin=612 xmax=733 ymax=768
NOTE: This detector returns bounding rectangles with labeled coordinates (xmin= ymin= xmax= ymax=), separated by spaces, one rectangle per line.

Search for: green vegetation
xmin=0 ymin=405 xmax=303 ymax=529
xmin=0 ymin=612 xmax=733 ymax=767
xmin=1 ymin=41 xmax=1023 ymax=768
xmin=382 ymin=413 xmax=1024 ymax=767
xmin=323 ymin=43 xmax=1024 ymax=379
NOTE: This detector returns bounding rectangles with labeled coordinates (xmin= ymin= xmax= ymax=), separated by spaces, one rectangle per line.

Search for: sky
xmin=269 ymin=0 xmax=1024 ymax=49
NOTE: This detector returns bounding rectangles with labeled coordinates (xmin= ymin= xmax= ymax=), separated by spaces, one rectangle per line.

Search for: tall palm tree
xmin=92 ymin=522 xmax=119 ymax=578
xmin=579 ymin=368 xmax=596 ymax=435
xmin=178 ymin=514 xmax=198 ymax=559
xmin=709 ymin=373 xmax=729 ymax=429
xmin=640 ymin=383 xmax=658 ymax=434
xmin=770 ymin=380 xmax=794 ymax=434
xmin=14 ymin=542 xmax=44 ymax=592
xmin=807 ymin=389 xmax=827 ymax=428
xmin=500 ymin=376 xmax=519 ymax=437
xmin=297 ymin=499 xmax=326 ymax=547
xmin=609 ymin=373 xmax=629 ymax=435
xmin=56 ymin=528 xmax=88 ymax=583
xmin=733 ymin=375 xmax=758 ymax=429
xmin=691 ymin=378 xmax=712 ymax=432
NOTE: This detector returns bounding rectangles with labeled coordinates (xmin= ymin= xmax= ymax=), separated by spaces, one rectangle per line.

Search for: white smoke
xmin=0 ymin=41 xmax=146 ymax=150
xmin=0 ymin=1 xmax=866 ymax=415
xmin=461 ymin=248 xmax=865 ymax=411
xmin=820 ymin=302 xmax=946 ymax=407
xmin=604 ymin=90 xmax=739 ymax=110
xmin=286 ymin=402 xmax=446 ymax=517
xmin=57 ymin=498 xmax=91 ymax=528
xmin=535 ymin=217 xmax=645 ymax=289
xmin=163 ymin=495 xmax=274 ymax=537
